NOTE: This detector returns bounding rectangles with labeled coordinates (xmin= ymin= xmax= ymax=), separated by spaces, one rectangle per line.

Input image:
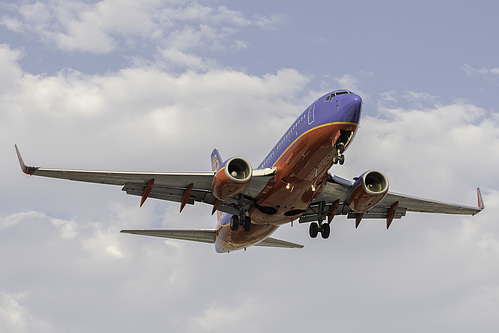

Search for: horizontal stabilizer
xmin=121 ymin=229 xmax=216 ymax=244
xmin=255 ymin=237 xmax=304 ymax=249
xmin=121 ymin=229 xmax=303 ymax=249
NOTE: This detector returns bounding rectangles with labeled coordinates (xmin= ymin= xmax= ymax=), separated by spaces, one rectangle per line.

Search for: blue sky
xmin=1 ymin=1 xmax=498 ymax=332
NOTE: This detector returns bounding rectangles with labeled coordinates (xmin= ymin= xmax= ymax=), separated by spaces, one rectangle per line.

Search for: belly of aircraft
xmin=250 ymin=122 xmax=354 ymax=226
xmin=215 ymin=122 xmax=358 ymax=252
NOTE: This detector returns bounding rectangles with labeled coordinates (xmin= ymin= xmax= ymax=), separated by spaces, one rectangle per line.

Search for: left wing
xmin=300 ymin=174 xmax=483 ymax=227
xmin=15 ymin=145 xmax=275 ymax=213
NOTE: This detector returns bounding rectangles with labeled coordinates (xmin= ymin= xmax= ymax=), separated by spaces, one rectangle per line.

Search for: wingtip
xmin=15 ymin=144 xmax=39 ymax=175
xmin=477 ymin=187 xmax=485 ymax=211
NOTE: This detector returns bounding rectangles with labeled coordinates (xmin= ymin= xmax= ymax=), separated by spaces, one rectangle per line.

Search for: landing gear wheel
xmin=242 ymin=216 xmax=251 ymax=232
xmin=230 ymin=215 xmax=239 ymax=231
xmin=338 ymin=155 xmax=345 ymax=165
xmin=321 ymin=223 xmax=331 ymax=239
xmin=309 ymin=222 xmax=319 ymax=238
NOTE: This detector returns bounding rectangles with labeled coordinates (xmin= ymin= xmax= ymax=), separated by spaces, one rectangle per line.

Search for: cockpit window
xmin=335 ymin=90 xmax=350 ymax=96
xmin=324 ymin=90 xmax=351 ymax=101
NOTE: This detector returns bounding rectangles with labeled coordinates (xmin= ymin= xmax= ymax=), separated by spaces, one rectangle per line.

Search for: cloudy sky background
xmin=1 ymin=0 xmax=498 ymax=332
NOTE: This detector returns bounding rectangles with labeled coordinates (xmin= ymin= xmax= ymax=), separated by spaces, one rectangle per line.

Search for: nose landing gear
xmin=333 ymin=142 xmax=345 ymax=165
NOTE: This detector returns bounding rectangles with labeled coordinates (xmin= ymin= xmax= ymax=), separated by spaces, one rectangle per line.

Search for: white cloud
xmin=335 ymin=73 xmax=360 ymax=92
xmin=334 ymin=73 xmax=370 ymax=99
xmin=187 ymin=297 xmax=268 ymax=333
xmin=0 ymin=211 xmax=43 ymax=231
xmin=403 ymin=90 xmax=439 ymax=105
xmin=0 ymin=42 xmax=309 ymax=171
xmin=0 ymin=44 xmax=24 ymax=92
xmin=0 ymin=292 xmax=52 ymax=333
xmin=1 ymin=211 xmax=77 ymax=240
xmin=254 ymin=13 xmax=288 ymax=30
xmin=462 ymin=63 xmax=499 ymax=76
xmin=380 ymin=90 xmax=397 ymax=103
xmin=347 ymin=99 xmax=498 ymax=199
xmin=159 ymin=48 xmax=213 ymax=70
xmin=83 ymin=228 xmax=124 ymax=258
xmin=2 ymin=0 xmax=279 ymax=56
xmin=51 ymin=217 xmax=78 ymax=239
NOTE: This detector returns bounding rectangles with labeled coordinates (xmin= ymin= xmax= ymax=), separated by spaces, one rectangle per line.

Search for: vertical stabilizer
xmin=211 ymin=148 xmax=222 ymax=172
xmin=211 ymin=148 xmax=224 ymax=221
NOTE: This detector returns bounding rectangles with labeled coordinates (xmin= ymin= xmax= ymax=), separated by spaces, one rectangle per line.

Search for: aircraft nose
xmin=342 ymin=94 xmax=362 ymax=124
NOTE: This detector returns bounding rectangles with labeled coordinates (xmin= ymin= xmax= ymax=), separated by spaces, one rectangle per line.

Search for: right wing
xmin=15 ymin=145 xmax=276 ymax=213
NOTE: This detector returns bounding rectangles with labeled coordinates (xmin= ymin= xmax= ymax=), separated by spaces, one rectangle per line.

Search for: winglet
xmin=15 ymin=145 xmax=39 ymax=175
xmin=477 ymin=187 xmax=485 ymax=211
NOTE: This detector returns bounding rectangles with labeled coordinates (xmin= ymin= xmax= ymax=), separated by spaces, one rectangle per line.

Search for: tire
xmin=243 ymin=216 xmax=251 ymax=232
xmin=309 ymin=222 xmax=319 ymax=238
xmin=321 ymin=223 xmax=331 ymax=239
xmin=230 ymin=215 xmax=239 ymax=231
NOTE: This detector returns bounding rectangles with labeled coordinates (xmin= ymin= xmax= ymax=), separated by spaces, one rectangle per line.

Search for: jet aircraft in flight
xmin=16 ymin=90 xmax=484 ymax=252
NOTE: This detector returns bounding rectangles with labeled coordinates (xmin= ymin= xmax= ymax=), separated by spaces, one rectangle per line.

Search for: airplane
xmin=15 ymin=90 xmax=484 ymax=253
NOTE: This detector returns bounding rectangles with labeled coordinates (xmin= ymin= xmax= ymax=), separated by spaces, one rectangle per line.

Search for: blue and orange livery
xmin=15 ymin=90 xmax=484 ymax=253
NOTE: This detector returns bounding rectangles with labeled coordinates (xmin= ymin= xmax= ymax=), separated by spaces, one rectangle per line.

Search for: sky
xmin=1 ymin=0 xmax=498 ymax=332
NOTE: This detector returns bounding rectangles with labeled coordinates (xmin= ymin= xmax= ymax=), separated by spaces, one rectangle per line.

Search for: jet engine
xmin=347 ymin=170 xmax=389 ymax=213
xmin=211 ymin=157 xmax=253 ymax=201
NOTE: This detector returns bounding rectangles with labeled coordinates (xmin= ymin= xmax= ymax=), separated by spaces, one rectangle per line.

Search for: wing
xmin=15 ymin=145 xmax=275 ymax=213
xmin=121 ymin=229 xmax=303 ymax=248
xmin=300 ymin=174 xmax=483 ymax=227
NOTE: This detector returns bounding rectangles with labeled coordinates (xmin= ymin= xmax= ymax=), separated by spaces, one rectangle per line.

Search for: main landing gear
xmin=230 ymin=215 xmax=251 ymax=232
xmin=308 ymin=200 xmax=332 ymax=239
xmin=309 ymin=222 xmax=331 ymax=239
xmin=230 ymin=194 xmax=252 ymax=232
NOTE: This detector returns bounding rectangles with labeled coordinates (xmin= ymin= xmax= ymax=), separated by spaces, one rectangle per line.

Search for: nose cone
xmin=342 ymin=94 xmax=362 ymax=124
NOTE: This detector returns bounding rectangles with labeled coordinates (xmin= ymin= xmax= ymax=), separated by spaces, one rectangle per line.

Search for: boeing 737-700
xmin=15 ymin=90 xmax=484 ymax=252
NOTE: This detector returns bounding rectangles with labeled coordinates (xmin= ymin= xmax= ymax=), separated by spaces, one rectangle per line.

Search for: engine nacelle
xmin=211 ymin=157 xmax=253 ymax=201
xmin=347 ymin=170 xmax=389 ymax=213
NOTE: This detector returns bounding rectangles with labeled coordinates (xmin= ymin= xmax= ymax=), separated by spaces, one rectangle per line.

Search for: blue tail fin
xmin=211 ymin=149 xmax=224 ymax=221
xmin=211 ymin=149 xmax=222 ymax=172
